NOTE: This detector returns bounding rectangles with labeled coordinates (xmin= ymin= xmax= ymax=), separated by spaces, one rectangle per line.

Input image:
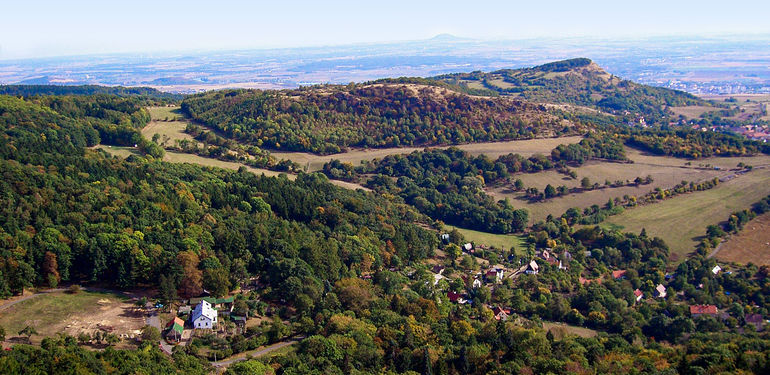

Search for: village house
xmin=447 ymin=291 xmax=468 ymax=304
xmin=712 ymin=265 xmax=722 ymax=275
xmin=463 ymin=243 xmax=473 ymax=252
xmin=689 ymin=304 xmax=719 ymax=318
xmin=634 ymin=289 xmax=643 ymax=303
xmin=492 ymin=306 xmax=512 ymax=321
xmin=654 ymin=284 xmax=667 ymax=299
xmin=166 ymin=317 xmax=185 ymax=342
xmin=485 ymin=268 xmax=504 ymax=284
xmin=525 ymin=260 xmax=539 ymax=275
xmin=612 ymin=270 xmax=627 ymax=280
xmin=191 ymin=300 xmax=218 ymax=329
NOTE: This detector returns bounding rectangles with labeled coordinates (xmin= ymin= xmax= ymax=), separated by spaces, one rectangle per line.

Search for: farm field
xmin=0 ymin=291 xmax=144 ymax=346
xmin=602 ymin=166 xmax=770 ymax=263
xmin=272 ymin=135 xmax=584 ymax=172
xmin=492 ymin=148 xmax=770 ymax=223
xmin=715 ymin=212 xmax=770 ymax=266
xmin=444 ymin=224 xmax=527 ymax=252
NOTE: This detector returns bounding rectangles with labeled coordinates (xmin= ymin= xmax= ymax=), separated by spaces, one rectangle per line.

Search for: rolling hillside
xmin=434 ymin=58 xmax=711 ymax=123
xmin=181 ymin=82 xmax=585 ymax=154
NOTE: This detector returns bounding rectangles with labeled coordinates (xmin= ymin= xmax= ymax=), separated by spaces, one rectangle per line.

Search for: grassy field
xmin=94 ymin=146 xmax=375 ymax=191
xmin=542 ymin=321 xmax=598 ymax=339
xmin=273 ymin=136 xmax=584 ymax=172
xmin=0 ymin=291 xmax=143 ymax=345
xmin=716 ymin=212 xmax=770 ymax=265
xmin=670 ymin=105 xmax=719 ymax=119
xmin=602 ymin=166 xmax=770 ymax=263
xmin=143 ymin=106 xmax=201 ymax=148
xmin=493 ymin=148 xmax=770 ymax=224
xmin=444 ymin=224 xmax=527 ymax=252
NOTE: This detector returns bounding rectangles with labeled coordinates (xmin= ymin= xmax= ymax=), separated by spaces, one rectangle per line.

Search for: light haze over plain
xmin=2 ymin=0 xmax=769 ymax=60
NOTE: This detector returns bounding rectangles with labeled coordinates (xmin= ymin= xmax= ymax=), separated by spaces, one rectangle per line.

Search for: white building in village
xmin=192 ymin=300 xmax=218 ymax=329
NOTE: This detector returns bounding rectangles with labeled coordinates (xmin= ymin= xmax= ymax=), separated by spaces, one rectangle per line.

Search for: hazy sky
xmin=2 ymin=0 xmax=769 ymax=60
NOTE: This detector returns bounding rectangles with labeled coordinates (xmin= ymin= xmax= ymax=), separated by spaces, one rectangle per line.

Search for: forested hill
xmin=433 ymin=58 xmax=709 ymax=124
xmin=0 ymin=92 xmax=435 ymax=295
xmin=181 ymin=83 xmax=582 ymax=154
xmin=0 ymin=84 xmax=182 ymax=101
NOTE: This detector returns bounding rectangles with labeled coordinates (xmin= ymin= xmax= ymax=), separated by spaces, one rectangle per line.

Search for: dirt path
xmin=211 ymin=336 xmax=303 ymax=368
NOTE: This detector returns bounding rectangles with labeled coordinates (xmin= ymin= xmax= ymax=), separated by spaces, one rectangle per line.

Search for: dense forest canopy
xmin=181 ymin=84 xmax=581 ymax=154
xmin=0 ymin=84 xmax=182 ymax=101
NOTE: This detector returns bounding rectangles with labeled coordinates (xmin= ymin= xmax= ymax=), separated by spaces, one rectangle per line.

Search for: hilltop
xmin=433 ymin=58 xmax=710 ymax=123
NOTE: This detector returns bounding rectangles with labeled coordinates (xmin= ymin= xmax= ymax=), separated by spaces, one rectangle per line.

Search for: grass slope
xmin=602 ymin=166 xmax=770 ymax=263
xmin=716 ymin=212 xmax=770 ymax=266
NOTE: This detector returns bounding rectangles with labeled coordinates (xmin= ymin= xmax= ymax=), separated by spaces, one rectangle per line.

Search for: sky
xmin=2 ymin=0 xmax=769 ymax=60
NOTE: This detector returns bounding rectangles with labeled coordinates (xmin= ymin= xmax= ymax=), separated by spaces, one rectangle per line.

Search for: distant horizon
xmin=2 ymin=0 xmax=770 ymax=60
xmin=2 ymin=32 xmax=770 ymax=63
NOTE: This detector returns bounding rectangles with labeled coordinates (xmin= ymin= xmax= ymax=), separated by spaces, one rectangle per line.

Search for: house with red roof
xmin=689 ymin=304 xmax=718 ymax=317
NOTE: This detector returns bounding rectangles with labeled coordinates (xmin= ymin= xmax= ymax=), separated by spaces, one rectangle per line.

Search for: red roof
xmin=612 ymin=270 xmax=627 ymax=279
xmin=447 ymin=291 xmax=461 ymax=302
xmin=689 ymin=305 xmax=718 ymax=315
xmin=634 ymin=289 xmax=643 ymax=297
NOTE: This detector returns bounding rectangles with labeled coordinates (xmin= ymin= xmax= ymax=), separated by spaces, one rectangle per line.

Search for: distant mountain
xmin=433 ymin=58 xmax=710 ymax=124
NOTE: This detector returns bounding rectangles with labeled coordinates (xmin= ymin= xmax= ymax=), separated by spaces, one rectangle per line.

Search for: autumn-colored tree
xmin=42 ymin=251 xmax=60 ymax=288
xmin=177 ymin=251 xmax=203 ymax=298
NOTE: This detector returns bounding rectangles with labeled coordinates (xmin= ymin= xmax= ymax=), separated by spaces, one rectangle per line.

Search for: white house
xmin=192 ymin=300 xmax=218 ymax=329
xmin=525 ymin=260 xmax=539 ymax=275
xmin=654 ymin=284 xmax=667 ymax=299
xmin=712 ymin=265 xmax=722 ymax=275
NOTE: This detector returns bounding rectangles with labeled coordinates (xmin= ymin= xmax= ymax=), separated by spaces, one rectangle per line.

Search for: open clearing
xmin=492 ymin=147 xmax=770 ymax=224
xmin=542 ymin=321 xmax=598 ymax=339
xmin=142 ymin=106 xmax=201 ymax=148
xmin=94 ymin=146 xmax=371 ymax=191
xmin=0 ymin=291 xmax=144 ymax=345
xmin=670 ymin=105 xmax=720 ymax=119
xmin=444 ymin=224 xmax=527 ymax=252
xmin=601 ymin=166 xmax=770 ymax=263
xmin=273 ymin=136 xmax=584 ymax=172
xmin=716 ymin=212 xmax=770 ymax=266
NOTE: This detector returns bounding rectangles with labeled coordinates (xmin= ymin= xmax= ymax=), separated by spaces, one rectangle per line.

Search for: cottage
xmin=463 ymin=243 xmax=473 ymax=252
xmin=166 ymin=317 xmax=184 ymax=341
xmin=432 ymin=265 xmax=445 ymax=275
xmin=440 ymin=233 xmax=450 ymax=243
xmin=231 ymin=316 xmax=247 ymax=328
xmin=485 ymin=268 xmax=504 ymax=284
xmin=654 ymin=284 xmax=667 ymax=299
xmin=447 ymin=291 xmax=468 ymax=304
xmin=192 ymin=300 xmax=218 ymax=329
xmin=472 ymin=278 xmax=482 ymax=289
xmin=689 ymin=304 xmax=718 ymax=317
xmin=712 ymin=265 xmax=722 ymax=275
xmin=492 ymin=306 xmax=512 ymax=321
xmin=633 ymin=289 xmax=643 ymax=302
xmin=525 ymin=260 xmax=539 ymax=275
xmin=612 ymin=270 xmax=627 ymax=280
